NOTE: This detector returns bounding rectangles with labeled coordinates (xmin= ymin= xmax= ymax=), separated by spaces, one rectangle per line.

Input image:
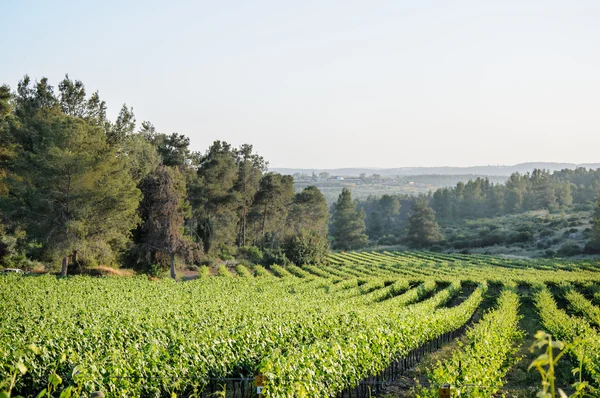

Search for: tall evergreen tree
xmin=1 ymin=77 xmax=141 ymax=274
xmin=0 ymin=85 xmax=15 ymax=198
xmin=406 ymin=197 xmax=444 ymax=247
xmin=378 ymin=194 xmax=401 ymax=231
xmin=330 ymin=188 xmax=368 ymax=250
xmin=192 ymin=141 xmax=238 ymax=253
xmin=234 ymin=144 xmax=266 ymax=246
xmin=288 ymin=185 xmax=329 ymax=236
xmin=530 ymin=169 xmax=557 ymax=210
xmin=250 ymin=172 xmax=295 ymax=248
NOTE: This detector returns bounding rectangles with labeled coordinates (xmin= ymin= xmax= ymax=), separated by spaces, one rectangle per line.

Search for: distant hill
xmin=272 ymin=162 xmax=600 ymax=177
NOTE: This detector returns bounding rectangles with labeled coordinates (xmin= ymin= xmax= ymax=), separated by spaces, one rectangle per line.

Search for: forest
xmin=0 ymin=75 xmax=330 ymax=276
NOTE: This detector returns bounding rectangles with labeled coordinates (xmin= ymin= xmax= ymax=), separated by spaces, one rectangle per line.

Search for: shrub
xmin=557 ymin=241 xmax=582 ymax=257
xmin=507 ymin=231 xmax=532 ymax=244
xmin=377 ymin=234 xmax=402 ymax=246
xmin=217 ymin=244 xmax=236 ymax=261
xmin=237 ymin=246 xmax=264 ymax=264
xmin=262 ymin=248 xmax=291 ymax=266
xmin=283 ymin=231 xmax=330 ymax=265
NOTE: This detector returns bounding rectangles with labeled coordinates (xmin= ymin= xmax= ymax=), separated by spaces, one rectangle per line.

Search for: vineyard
xmin=2 ymin=252 xmax=600 ymax=397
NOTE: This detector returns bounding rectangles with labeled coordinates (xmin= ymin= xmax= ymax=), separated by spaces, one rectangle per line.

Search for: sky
xmin=2 ymin=0 xmax=600 ymax=169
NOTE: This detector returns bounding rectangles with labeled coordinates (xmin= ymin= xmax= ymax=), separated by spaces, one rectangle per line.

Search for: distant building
xmin=408 ymin=181 xmax=415 ymax=185
xmin=335 ymin=176 xmax=344 ymax=181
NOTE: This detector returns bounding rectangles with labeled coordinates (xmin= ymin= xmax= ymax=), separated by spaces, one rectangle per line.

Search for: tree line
xmin=0 ymin=75 xmax=330 ymax=276
xmin=430 ymin=169 xmax=600 ymax=221
xmin=347 ymin=169 xmax=600 ymax=252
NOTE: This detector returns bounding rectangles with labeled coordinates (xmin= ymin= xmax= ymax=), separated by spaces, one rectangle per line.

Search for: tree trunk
xmin=61 ymin=256 xmax=69 ymax=276
xmin=169 ymin=252 xmax=176 ymax=280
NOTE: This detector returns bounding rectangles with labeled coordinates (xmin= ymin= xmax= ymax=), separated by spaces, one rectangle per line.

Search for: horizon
xmin=270 ymin=161 xmax=600 ymax=172
xmin=3 ymin=1 xmax=600 ymax=168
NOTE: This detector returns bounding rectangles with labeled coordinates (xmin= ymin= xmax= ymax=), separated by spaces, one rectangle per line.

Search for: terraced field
xmin=2 ymin=251 xmax=600 ymax=397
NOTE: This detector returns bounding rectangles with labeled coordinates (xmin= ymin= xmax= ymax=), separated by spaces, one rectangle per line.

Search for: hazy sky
xmin=2 ymin=1 xmax=600 ymax=169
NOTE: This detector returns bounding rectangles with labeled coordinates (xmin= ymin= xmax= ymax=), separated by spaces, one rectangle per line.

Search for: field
xmin=2 ymin=252 xmax=600 ymax=397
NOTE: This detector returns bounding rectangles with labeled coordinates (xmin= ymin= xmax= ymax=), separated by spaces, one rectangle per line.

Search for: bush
xmin=557 ymin=240 xmax=583 ymax=257
xmin=544 ymin=249 xmax=556 ymax=258
xmin=217 ymin=244 xmax=236 ymax=261
xmin=506 ymin=231 xmax=532 ymax=244
xmin=377 ymin=234 xmax=402 ymax=246
xmin=283 ymin=231 xmax=330 ymax=265
xmin=237 ymin=246 xmax=264 ymax=264
xmin=262 ymin=248 xmax=291 ymax=266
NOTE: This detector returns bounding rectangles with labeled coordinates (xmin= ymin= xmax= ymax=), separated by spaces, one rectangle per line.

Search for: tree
xmin=140 ymin=121 xmax=193 ymax=167
xmin=192 ymin=141 xmax=239 ymax=253
xmin=555 ymin=182 xmax=573 ymax=208
xmin=530 ymin=169 xmax=557 ymax=210
xmin=378 ymin=194 xmax=401 ymax=230
xmin=121 ymin=133 xmax=161 ymax=183
xmin=107 ymin=104 xmax=135 ymax=146
xmin=250 ymin=172 xmax=295 ymax=248
xmin=234 ymin=144 xmax=266 ymax=246
xmin=318 ymin=172 xmax=330 ymax=180
xmin=288 ymin=186 xmax=329 ymax=236
xmin=587 ymin=194 xmax=600 ymax=253
xmin=504 ymin=173 xmax=527 ymax=212
xmin=330 ymin=188 xmax=368 ymax=250
xmin=2 ymin=77 xmax=141 ymax=274
xmin=406 ymin=197 xmax=444 ymax=247
xmin=133 ymin=166 xmax=199 ymax=279
xmin=366 ymin=210 xmax=384 ymax=237
xmin=0 ymin=84 xmax=16 ymax=198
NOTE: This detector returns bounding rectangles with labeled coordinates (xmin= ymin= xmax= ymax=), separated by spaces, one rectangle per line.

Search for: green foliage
xmin=420 ymin=289 xmax=523 ymax=397
xmin=261 ymin=247 xmax=290 ymax=266
xmin=237 ymin=245 xmax=264 ymax=264
xmin=216 ymin=263 xmax=233 ymax=277
xmin=534 ymin=285 xmax=600 ymax=387
xmin=528 ymin=331 xmax=589 ymax=398
xmin=431 ymin=169 xmax=587 ymax=222
xmin=283 ymin=230 xmax=330 ymax=265
xmin=586 ymin=194 xmax=600 ymax=253
xmin=330 ymin=188 xmax=368 ymax=250
xmin=1 ymin=77 xmax=141 ymax=271
xmin=288 ymin=186 xmax=329 ymax=236
xmin=407 ymin=197 xmax=444 ymax=247
xmin=2 ymin=252 xmax=600 ymax=397
xmin=557 ymin=240 xmax=582 ymax=257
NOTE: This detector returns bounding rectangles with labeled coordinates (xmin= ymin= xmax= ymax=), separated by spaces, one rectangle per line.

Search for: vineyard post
xmin=438 ymin=383 xmax=451 ymax=398
xmin=255 ymin=374 xmax=266 ymax=398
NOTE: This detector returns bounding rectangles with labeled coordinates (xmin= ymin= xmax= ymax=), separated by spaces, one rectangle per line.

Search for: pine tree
xmin=406 ymin=197 xmax=444 ymax=248
xmin=192 ymin=141 xmax=238 ymax=253
xmin=0 ymin=85 xmax=15 ymax=198
xmin=2 ymin=77 xmax=141 ymax=274
xmin=234 ymin=144 xmax=266 ymax=247
xmin=288 ymin=185 xmax=329 ymax=236
xmin=250 ymin=172 xmax=295 ymax=248
xmin=330 ymin=188 xmax=368 ymax=250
